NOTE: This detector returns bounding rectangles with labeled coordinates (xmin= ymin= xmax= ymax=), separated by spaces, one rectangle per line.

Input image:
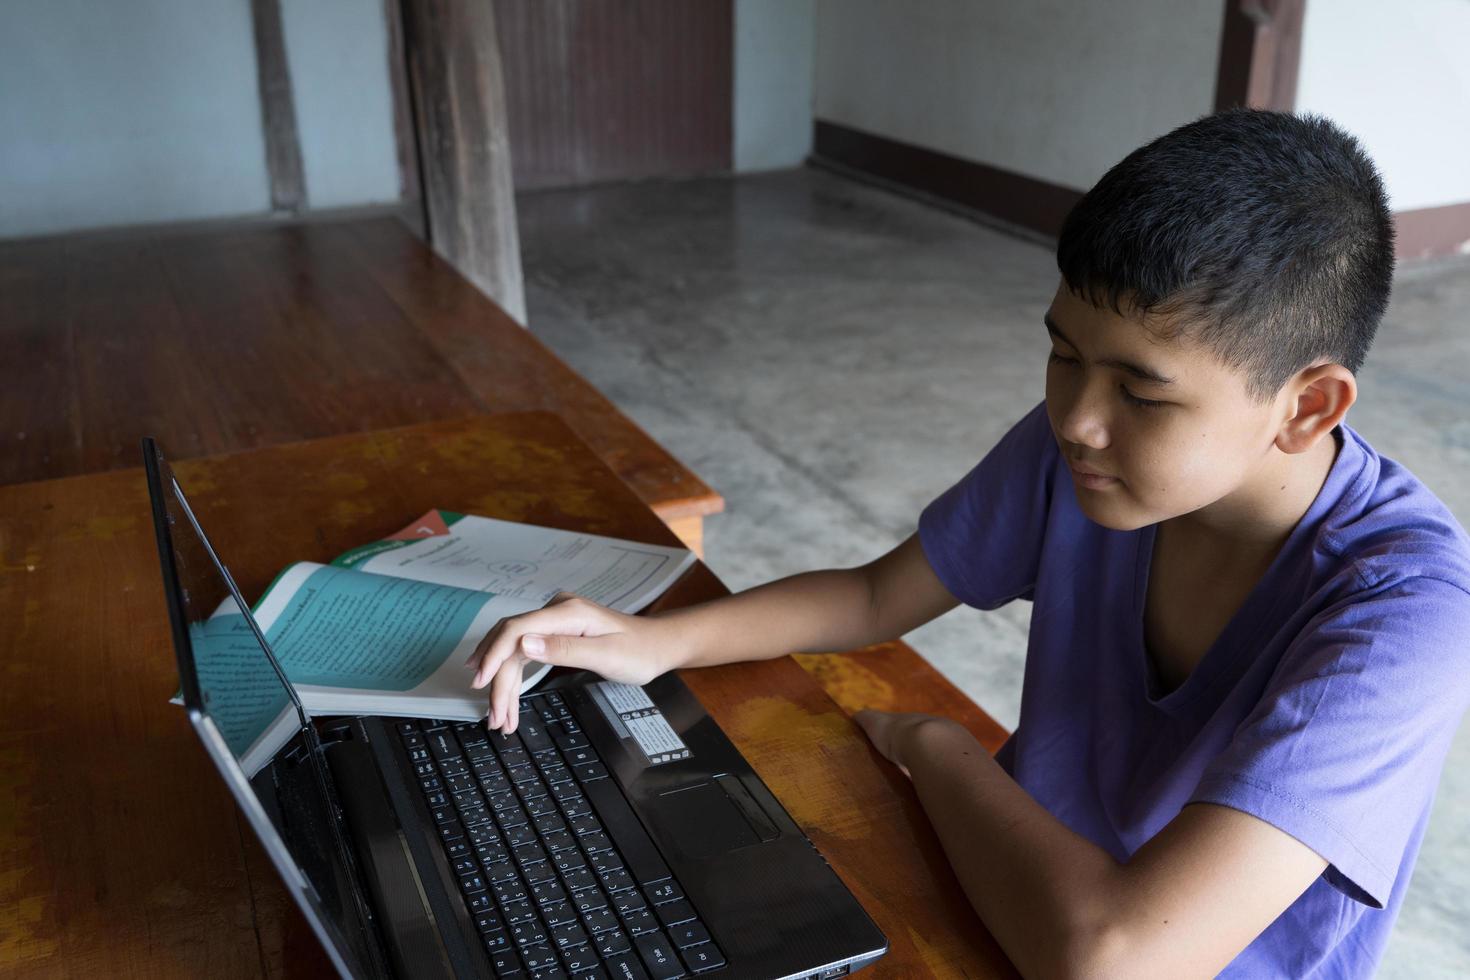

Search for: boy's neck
xmin=1163 ymin=427 xmax=1341 ymax=565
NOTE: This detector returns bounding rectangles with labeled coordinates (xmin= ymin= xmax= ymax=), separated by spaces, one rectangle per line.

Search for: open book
xmin=182 ymin=510 xmax=696 ymax=775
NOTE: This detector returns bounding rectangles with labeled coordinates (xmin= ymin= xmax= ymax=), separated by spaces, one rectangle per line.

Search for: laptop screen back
xmin=144 ymin=440 xmax=385 ymax=978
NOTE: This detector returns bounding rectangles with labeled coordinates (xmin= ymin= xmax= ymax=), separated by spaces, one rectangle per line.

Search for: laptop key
xmin=518 ymin=718 xmax=557 ymax=754
xmin=529 ymin=799 xmax=561 ymax=822
xmin=469 ymin=893 xmax=495 ymax=913
xmin=612 ymin=891 xmax=647 ymax=917
xmin=476 ymin=910 xmax=506 ymax=933
xmin=482 ymin=928 xmax=511 ymax=950
xmin=634 ymin=933 xmax=683 ymax=979
xmin=563 ymin=747 xmax=596 ymax=767
xmin=502 ymin=900 xmax=537 ymax=924
xmin=554 ymin=731 xmax=589 ymax=752
xmin=520 ymin=944 xmax=559 ymax=971
xmin=439 ymin=820 xmax=466 ymax=843
xmin=532 ymin=879 xmax=568 ymax=906
xmin=428 ymin=732 xmax=461 ymax=761
xmin=599 ymin=870 xmax=633 ymax=894
xmin=494 ymin=879 xmax=528 ymax=905
xmin=552 ymin=921 xmax=588 ymax=950
xmin=477 ymin=842 xmax=511 ymax=866
xmin=560 ymin=944 xmax=600 ymax=974
xmin=513 ymin=842 xmax=548 ymax=867
xmin=452 ymin=855 xmax=478 ymax=876
xmin=489 ymin=948 xmax=523 ymax=977
xmin=667 ymin=921 xmax=710 ymax=950
xmin=569 ymin=883 xmax=605 ymax=912
xmin=678 ymin=944 xmax=724 ymax=974
xmin=485 ymin=861 xmax=519 ymax=884
xmin=654 ymin=901 xmax=695 ymax=929
xmin=601 ymin=954 xmax=651 ymax=980
xmin=543 ymin=765 xmax=575 ymax=786
xmin=562 ymin=868 xmax=596 ymax=894
xmin=579 ymin=832 xmax=612 ymax=855
xmin=468 ymin=824 xmax=500 ymax=846
xmin=569 ymin=815 xmax=602 ymax=837
xmin=460 ymin=873 xmax=487 ymax=895
xmin=621 ymin=910 xmax=658 ymax=936
xmin=595 ymin=928 xmax=633 ymax=957
xmin=573 ymin=762 xmax=608 ymax=783
xmin=541 ymin=900 xmax=577 ymax=926
xmin=590 ymin=852 xmax=624 ymax=876
xmin=542 ymin=831 xmax=577 ymax=854
xmin=644 ymin=881 xmax=683 ymax=905
xmin=523 ymin=860 xmax=558 ymax=885
xmin=530 ymin=966 xmax=568 ymax=980
xmin=397 ymin=721 xmax=420 ymax=735
xmin=552 ymin=782 xmax=584 ymax=803
xmin=510 ymin=920 xmax=549 ymax=948
xmin=554 ymin=850 xmax=587 ymax=874
xmin=507 ymin=824 xmax=539 ymax=847
xmin=581 ymin=908 xmax=617 ymax=935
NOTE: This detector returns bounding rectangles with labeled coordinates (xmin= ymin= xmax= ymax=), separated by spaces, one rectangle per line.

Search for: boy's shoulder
xmin=1315 ymin=423 xmax=1470 ymax=599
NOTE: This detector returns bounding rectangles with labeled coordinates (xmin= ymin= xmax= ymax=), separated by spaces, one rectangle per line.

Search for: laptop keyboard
xmin=398 ymin=690 xmax=727 ymax=979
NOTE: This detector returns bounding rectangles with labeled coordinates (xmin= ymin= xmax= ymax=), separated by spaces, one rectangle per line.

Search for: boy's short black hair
xmin=1056 ymin=107 xmax=1396 ymax=402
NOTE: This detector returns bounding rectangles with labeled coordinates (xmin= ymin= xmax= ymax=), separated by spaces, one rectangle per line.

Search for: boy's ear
xmin=1275 ymin=363 xmax=1356 ymax=455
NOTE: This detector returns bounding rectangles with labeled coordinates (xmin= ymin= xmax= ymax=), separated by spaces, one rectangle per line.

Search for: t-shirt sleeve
xmin=917 ymin=401 xmax=1059 ymax=610
xmin=1188 ymin=573 xmax=1470 ymax=908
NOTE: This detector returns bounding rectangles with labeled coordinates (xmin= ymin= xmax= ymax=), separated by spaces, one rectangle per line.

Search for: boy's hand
xmin=853 ymin=709 xmax=955 ymax=779
xmin=467 ymin=591 xmax=678 ymax=733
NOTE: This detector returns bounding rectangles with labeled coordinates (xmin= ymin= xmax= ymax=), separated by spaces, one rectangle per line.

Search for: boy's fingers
xmin=465 ymin=620 xmax=506 ymax=667
xmin=521 ymin=631 xmax=616 ymax=674
xmin=487 ymin=653 xmax=520 ymax=729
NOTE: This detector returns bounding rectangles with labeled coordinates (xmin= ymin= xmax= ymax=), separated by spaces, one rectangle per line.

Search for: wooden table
xmin=0 ymin=413 xmax=1016 ymax=977
xmin=0 ymin=215 xmax=722 ymax=555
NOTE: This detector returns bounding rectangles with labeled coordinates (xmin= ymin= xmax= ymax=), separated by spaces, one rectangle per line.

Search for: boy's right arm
xmin=470 ymin=532 xmax=960 ymax=733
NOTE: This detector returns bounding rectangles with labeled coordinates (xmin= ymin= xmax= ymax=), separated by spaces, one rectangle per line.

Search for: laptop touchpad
xmin=651 ymin=776 xmax=779 ymax=858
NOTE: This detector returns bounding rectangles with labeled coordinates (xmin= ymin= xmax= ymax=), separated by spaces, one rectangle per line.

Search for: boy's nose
xmin=1056 ymin=388 xmax=1111 ymax=450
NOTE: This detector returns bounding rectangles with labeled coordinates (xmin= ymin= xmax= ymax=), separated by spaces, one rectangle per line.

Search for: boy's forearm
xmin=649 ymin=567 xmax=882 ymax=670
xmin=903 ymin=719 xmax=1122 ymax=978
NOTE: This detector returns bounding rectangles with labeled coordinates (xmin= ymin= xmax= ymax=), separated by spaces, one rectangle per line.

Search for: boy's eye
xmin=1047 ymin=351 xmax=1076 ymax=366
xmin=1121 ymin=386 xmax=1166 ymax=409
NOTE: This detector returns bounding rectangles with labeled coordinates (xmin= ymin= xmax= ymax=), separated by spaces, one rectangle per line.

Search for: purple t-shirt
xmin=918 ymin=401 xmax=1470 ymax=977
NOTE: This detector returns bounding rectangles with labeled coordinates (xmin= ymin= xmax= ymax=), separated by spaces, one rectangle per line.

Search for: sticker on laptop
xmin=589 ymin=681 xmax=691 ymax=766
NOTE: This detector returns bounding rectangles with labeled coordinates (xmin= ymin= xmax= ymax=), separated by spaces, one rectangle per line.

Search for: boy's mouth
xmin=1068 ymin=462 xmax=1119 ymax=488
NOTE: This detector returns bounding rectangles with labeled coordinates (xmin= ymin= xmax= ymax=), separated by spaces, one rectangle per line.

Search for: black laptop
xmin=144 ymin=439 xmax=887 ymax=979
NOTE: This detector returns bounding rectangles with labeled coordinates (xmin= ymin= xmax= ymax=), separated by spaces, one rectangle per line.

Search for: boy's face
xmin=1042 ymin=281 xmax=1291 ymax=532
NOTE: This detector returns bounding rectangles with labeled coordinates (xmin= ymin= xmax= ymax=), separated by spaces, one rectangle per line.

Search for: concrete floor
xmin=516 ymin=169 xmax=1470 ymax=977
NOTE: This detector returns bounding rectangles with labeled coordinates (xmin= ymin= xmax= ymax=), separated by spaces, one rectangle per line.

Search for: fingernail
xmin=522 ymin=634 xmax=545 ymax=656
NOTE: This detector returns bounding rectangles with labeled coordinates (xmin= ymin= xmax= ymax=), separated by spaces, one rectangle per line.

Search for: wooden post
xmin=397 ymin=0 xmax=527 ymax=324
xmin=249 ymin=0 xmax=307 ymax=213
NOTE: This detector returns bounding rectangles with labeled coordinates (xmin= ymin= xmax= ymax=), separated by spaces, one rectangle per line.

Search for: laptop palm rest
xmin=649 ymin=775 xmax=781 ymax=859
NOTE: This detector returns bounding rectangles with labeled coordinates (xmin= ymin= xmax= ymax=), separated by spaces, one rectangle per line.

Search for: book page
xmin=254 ymin=563 xmax=497 ymax=692
xmin=181 ymin=603 xmax=299 ymax=777
xmin=332 ymin=511 xmax=696 ymax=614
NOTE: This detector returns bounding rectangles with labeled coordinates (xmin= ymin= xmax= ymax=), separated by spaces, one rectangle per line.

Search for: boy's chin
xmin=1074 ymin=490 xmax=1157 ymax=532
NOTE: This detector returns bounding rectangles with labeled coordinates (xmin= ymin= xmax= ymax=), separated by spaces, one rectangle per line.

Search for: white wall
xmin=1295 ymin=0 xmax=1470 ymax=213
xmin=0 ymin=0 xmax=272 ymax=238
xmin=734 ymin=0 xmax=816 ymax=172
xmin=813 ymin=0 xmax=1224 ymax=191
xmin=0 ymin=0 xmax=400 ymax=239
xmin=281 ymin=0 xmax=400 ymax=209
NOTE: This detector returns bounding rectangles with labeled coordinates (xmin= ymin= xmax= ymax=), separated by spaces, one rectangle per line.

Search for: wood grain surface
xmin=0 ymin=217 xmax=723 ymax=528
xmin=0 ymin=413 xmax=1015 ymax=977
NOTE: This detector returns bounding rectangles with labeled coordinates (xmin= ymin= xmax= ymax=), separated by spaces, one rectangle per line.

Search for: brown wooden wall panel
xmin=493 ymin=0 xmax=733 ymax=189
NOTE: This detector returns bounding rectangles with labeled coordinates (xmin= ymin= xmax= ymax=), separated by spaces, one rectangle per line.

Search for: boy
xmin=468 ymin=109 xmax=1470 ymax=977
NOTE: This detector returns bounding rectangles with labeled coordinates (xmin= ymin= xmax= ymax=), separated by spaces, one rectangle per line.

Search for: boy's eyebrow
xmin=1044 ymin=314 xmax=1177 ymax=386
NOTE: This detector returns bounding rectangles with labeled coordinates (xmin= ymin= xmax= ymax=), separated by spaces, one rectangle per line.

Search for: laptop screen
xmin=144 ymin=440 xmax=385 ymax=978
